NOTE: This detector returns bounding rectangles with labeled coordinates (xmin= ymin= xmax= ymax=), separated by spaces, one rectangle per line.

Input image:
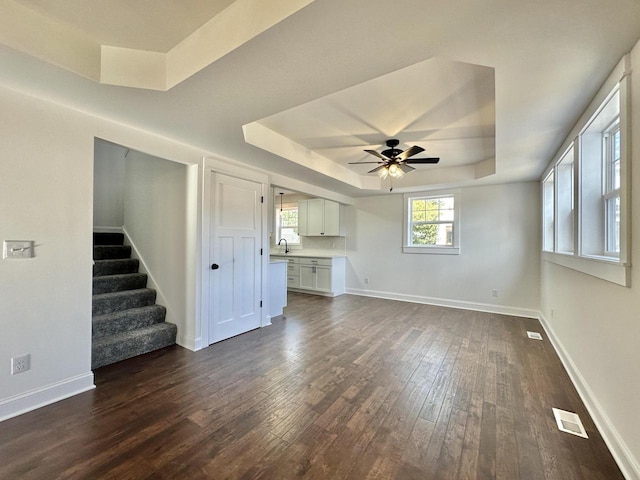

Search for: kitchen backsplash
xmin=271 ymin=235 xmax=346 ymax=256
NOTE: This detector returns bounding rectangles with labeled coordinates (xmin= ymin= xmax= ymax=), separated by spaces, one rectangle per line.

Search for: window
xmin=580 ymin=89 xmax=620 ymax=259
xmin=275 ymin=204 xmax=300 ymax=245
xmin=541 ymin=79 xmax=629 ymax=286
xmin=403 ymin=191 xmax=460 ymax=254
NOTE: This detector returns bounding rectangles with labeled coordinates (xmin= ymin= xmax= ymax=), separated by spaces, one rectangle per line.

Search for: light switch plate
xmin=3 ymin=240 xmax=35 ymax=259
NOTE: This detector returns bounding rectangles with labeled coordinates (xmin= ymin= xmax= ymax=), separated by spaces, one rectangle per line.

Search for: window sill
xmin=542 ymin=251 xmax=630 ymax=287
xmin=403 ymin=246 xmax=460 ymax=255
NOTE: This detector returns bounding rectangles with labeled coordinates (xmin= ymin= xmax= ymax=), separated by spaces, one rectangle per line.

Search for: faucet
xmin=277 ymin=238 xmax=289 ymax=254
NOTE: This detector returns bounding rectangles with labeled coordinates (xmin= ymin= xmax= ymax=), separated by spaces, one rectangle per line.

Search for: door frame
xmin=200 ymin=156 xmax=270 ymax=347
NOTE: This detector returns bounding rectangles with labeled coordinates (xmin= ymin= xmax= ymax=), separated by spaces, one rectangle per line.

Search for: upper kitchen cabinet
xmin=298 ymin=198 xmax=345 ymax=236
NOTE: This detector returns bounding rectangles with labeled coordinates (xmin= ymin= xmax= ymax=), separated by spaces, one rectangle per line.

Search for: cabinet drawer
xmin=287 ymin=263 xmax=300 ymax=275
xmin=287 ymin=274 xmax=300 ymax=288
xmin=270 ymin=255 xmax=299 ymax=264
xmin=299 ymin=257 xmax=333 ymax=267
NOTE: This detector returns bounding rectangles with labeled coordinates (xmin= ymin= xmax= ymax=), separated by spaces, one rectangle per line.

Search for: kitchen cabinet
xmin=271 ymin=255 xmax=345 ymax=297
xmin=300 ymin=261 xmax=331 ymax=293
xmin=270 ymin=255 xmax=300 ymax=289
xmin=268 ymin=260 xmax=287 ymax=319
xmin=298 ymin=198 xmax=344 ymax=236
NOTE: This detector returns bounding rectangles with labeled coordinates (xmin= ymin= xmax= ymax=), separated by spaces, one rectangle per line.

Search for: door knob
xmin=211 ymin=263 xmax=219 ymax=270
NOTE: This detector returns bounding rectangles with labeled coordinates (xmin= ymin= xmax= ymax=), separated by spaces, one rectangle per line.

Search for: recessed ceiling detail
xmin=0 ymin=0 xmax=315 ymax=90
xmin=244 ymin=57 xmax=496 ymax=192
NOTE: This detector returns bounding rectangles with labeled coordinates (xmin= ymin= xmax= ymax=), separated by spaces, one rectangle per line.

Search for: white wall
xmin=123 ymin=149 xmax=194 ymax=347
xmin=0 ymin=87 xmax=95 ymax=419
xmin=93 ymin=140 xmax=125 ymax=228
xmin=0 ymin=85 xmax=204 ymax=420
xmin=346 ymin=182 xmax=540 ymax=316
xmin=540 ymin=40 xmax=640 ymax=478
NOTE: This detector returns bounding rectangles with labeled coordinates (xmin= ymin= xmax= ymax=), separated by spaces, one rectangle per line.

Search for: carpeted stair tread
xmin=92 ymin=288 xmax=156 ymax=316
xmin=93 ymin=273 xmax=148 ymax=294
xmin=91 ymin=231 xmax=177 ymax=369
xmin=93 ymin=258 xmax=139 ymax=277
xmin=93 ymin=245 xmax=132 ymax=260
xmin=91 ymin=322 xmax=177 ymax=370
xmin=93 ymin=305 xmax=167 ymax=338
xmin=93 ymin=232 xmax=124 ymax=245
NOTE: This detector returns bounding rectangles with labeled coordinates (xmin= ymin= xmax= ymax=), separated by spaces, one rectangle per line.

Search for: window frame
xmin=403 ymin=190 xmax=460 ymax=255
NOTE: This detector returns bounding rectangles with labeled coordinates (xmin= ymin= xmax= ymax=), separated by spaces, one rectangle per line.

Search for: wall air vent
xmin=552 ymin=408 xmax=588 ymax=438
xmin=527 ymin=331 xmax=543 ymax=340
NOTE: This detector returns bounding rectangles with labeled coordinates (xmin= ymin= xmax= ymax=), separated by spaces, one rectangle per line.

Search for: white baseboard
xmin=345 ymin=288 xmax=538 ymax=319
xmin=0 ymin=372 xmax=95 ymax=422
xmin=177 ymin=334 xmax=203 ymax=352
xmin=93 ymin=226 xmax=124 ymax=233
xmin=539 ymin=312 xmax=640 ymax=480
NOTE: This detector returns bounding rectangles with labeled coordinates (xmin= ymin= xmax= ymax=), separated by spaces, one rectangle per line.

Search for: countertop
xmin=270 ymin=252 xmax=346 ymax=259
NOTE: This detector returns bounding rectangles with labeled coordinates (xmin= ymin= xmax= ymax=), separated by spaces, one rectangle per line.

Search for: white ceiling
xmin=249 ymin=57 xmax=496 ymax=191
xmin=18 ymin=0 xmax=234 ymax=52
xmin=1 ymin=0 xmax=640 ymax=197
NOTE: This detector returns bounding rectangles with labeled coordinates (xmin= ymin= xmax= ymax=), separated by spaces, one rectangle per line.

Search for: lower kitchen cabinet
xmin=270 ymin=255 xmax=345 ymax=297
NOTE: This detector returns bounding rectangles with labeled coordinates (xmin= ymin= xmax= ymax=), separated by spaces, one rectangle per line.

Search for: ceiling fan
xmin=349 ymin=139 xmax=440 ymax=180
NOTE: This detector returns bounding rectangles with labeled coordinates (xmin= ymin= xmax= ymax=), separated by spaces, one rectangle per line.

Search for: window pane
xmin=439 ymin=197 xmax=454 ymax=209
xmin=556 ymin=148 xmax=574 ymax=253
xmin=613 ymin=129 xmax=621 ymax=190
xmin=439 ymin=208 xmax=454 ymax=221
xmin=412 ymin=199 xmax=426 ymax=211
xmin=543 ymin=172 xmax=554 ymax=251
xmin=412 ymin=210 xmax=426 ymax=222
xmin=605 ymin=195 xmax=620 ymax=254
xmin=280 ymin=208 xmax=297 ymax=227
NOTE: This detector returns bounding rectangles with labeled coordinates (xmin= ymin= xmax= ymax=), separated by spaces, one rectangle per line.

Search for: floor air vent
xmin=552 ymin=408 xmax=588 ymax=438
xmin=527 ymin=331 xmax=543 ymax=340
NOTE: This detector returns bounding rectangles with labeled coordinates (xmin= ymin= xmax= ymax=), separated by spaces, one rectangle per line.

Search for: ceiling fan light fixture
xmin=378 ymin=166 xmax=389 ymax=179
xmin=388 ymin=163 xmax=404 ymax=178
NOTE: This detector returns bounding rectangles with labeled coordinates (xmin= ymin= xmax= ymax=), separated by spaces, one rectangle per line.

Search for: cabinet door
xmin=315 ymin=266 xmax=332 ymax=292
xmin=323 ymin=200 xmax=340 ymax=236
xmin=307 ymin=199 xmax=324 ymax=235
xmin=299 ymin=265 xmax=316 ymax=289
xmin=297 ymin=200 xmax=308 ymax=236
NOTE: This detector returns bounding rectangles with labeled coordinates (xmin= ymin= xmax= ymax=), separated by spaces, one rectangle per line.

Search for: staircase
xmin=92 ymin=232 xmax=177 ymax=369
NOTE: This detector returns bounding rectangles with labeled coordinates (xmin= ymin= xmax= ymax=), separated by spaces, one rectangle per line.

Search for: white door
xmin=209 ymin=172 xmax=262 ymax=344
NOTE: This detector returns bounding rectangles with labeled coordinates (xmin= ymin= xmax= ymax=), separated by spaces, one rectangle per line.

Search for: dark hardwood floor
xmin=0 ymin=293 xmax=623 ymax=479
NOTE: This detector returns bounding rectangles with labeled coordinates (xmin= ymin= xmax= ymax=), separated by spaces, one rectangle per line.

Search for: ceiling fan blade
xmin=404 ymin=157 xmax=440 ymax=164
xmin=399 ymin=164 xmax=415 ymax=174
xmin=367 ymin=165 xmax=387 ymax=174
xmin=396 ymin=145 xmax=425 ymax=161
xmin=348 ymin=161 xmax=384 ymax=164
xmin=364 ymin=149 xmax=392 ymax=160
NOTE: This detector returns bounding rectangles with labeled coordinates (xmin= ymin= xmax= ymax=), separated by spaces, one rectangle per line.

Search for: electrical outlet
xmin=364 ymin=278 xmax=369 ymax=285
xmin=11 ymin=354 xmax=30 ymax=375
xmin=492 ymin=289 xmax=498 ymax=297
